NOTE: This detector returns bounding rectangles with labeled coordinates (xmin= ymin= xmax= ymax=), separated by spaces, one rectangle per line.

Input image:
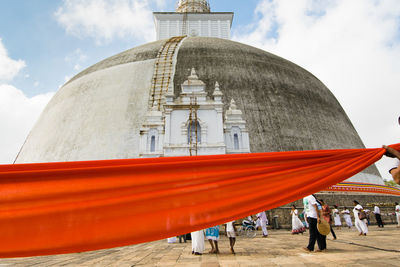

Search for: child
xmin=205 ymin=226 xmax=220 ymax=254
xmin=225 ymin=221 xmax=237 ymax=254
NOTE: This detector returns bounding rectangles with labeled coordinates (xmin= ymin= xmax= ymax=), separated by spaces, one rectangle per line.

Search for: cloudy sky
xmin=0 ymin=0 xmax=399 ymax=180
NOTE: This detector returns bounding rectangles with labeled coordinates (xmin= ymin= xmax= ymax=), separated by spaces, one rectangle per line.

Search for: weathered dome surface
xmin=15 ymin=37 xmax=382 ymax=184
xmin=175 ymin=38 xmax=360 ymax=151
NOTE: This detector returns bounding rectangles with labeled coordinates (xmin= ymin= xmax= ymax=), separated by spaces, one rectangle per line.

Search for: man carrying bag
xmin=303 ymin=194 xmax=327 ymax=252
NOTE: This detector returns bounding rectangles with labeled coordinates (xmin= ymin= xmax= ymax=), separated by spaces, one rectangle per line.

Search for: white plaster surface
xmin=346 ymin=173 xmax=384 ymax=185
xmin=15 ymin=60 xmax=156 ymax=163
xmin=162 ymin=69 xmax=226 ymax=157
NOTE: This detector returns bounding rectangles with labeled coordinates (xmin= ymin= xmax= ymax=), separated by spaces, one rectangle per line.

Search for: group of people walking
xmin=190 ymin=226 xmax=223 ymax=256
xmin=298 ymin=199 xmax=400 ymax=233
xmin=189 ymin=211 xmax=268 ymax=255
xmin=190 ymin=226 xmax=224 ymax=256
xmin=301 ymin=195 xmax=400 ymax=252
xmin=170 ymin=198 xmax=400 ymax=255
xmin=291 ymin=201 xmax=359 ymax=236
xmin=302 ymin=195 xmax=365 ymax=252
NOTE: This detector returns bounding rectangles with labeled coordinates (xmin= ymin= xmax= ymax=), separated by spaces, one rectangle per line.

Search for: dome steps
xmin=149 ymin=36 xmax=186 ymax=111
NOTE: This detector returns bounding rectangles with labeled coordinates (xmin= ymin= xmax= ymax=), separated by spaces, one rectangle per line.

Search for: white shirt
xmin=303 ymin=195 xmax=318 ymax=219
xmin=342 ymin=209 xmax=350 ymax=216
xmin=257 ymin=211 xmax=267 ymax=222
xmin=333 ymin=209 xmax=339 ymax=216
xmin=395 ymin=205 xmax=400 ymax=215
xmin=226 ymin=221 xmax=234 ymax=232
xmin=353 ymin=204 xmax=363 ymax=218
xmin=374 ymin=206 xmax=380 ymax=215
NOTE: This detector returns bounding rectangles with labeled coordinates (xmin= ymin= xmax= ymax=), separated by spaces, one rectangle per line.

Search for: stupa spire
xmin=176 ymin=0 xmax=211 ymax=13
xmin=154 ymin=0 xmax=233 ymax=40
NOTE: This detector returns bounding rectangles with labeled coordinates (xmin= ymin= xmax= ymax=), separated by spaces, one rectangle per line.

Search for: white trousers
xmin=191 ymin=230 xmax=205 ymax=253
xmin=259 ymin=219 xmax=268 ymax=236
xmin=355 ymin=218 xmax=368 ymax=234
xmin=396 ymin=213 xmax=400 ymax=226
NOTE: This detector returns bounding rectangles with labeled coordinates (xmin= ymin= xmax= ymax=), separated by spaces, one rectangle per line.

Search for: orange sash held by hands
xmin=0 ymin=144 xmax=399 ymax=258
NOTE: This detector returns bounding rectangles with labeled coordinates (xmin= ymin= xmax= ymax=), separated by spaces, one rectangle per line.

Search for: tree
xmin=384 ymin=180 xmax=400 ymax=187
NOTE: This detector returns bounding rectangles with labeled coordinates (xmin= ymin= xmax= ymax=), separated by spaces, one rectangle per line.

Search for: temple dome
xmin=14 ymin=37 xmax=383 ymax=185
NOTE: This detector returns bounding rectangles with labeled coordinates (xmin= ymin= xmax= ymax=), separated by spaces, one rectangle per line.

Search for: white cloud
xmin=0 ymin=38 xmax=26 ymax=82
xmin=0 ymin=39 xmax=54 ymax=163
xmin=0 ymin=84 xmax=54 ymax=163
xmin=233 ymin=0 xmax=400 ymax=180
xmin=55 ymin=0 xmax=161 ymax=44
xmin=64 ymin=48 xmax=88 ymax=63
xmin=64 ymin=48 xmax=87 ymax=76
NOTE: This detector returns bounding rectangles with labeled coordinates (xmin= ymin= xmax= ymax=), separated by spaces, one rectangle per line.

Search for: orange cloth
xmin=0 ymin=144 xmax=399 ymax=258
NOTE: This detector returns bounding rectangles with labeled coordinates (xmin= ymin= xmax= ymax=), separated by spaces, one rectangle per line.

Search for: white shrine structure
xmin=139 ymin=68 xmax=250 ymax=158
xmin=153 ymin=0 xmax=233 ymax=40
xmin=140 ymin=1 xmax=249 ymax=158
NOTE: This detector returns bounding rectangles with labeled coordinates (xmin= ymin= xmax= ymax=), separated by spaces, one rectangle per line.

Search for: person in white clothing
xmin=353 ymin=200 xmax=368 ymax=236
xmin=373 ymin=205 xmax=384 ymax=228
xmin=255 ymin=211 xmax=268 ymax=237
xmin=290 ymin=205 xmax=306 ymax=234
xmin=332 ymin=205 xmax=342 ymax=229
xmin=341 ymin=207 xmax=353 ymax=228
xmin=303 ymin=194 xmax=325 ymax=252
xmin=191 ymin=230 xmax=205 ymax=255
xmin=225 ymin=221 xmax=237 ymax=254
xmin=395 ymin=202 xmax=400 ymax=228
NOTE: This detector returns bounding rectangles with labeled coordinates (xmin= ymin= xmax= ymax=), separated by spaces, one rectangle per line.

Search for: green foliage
xmin=384 ymin=180 xmax=398 ymax=187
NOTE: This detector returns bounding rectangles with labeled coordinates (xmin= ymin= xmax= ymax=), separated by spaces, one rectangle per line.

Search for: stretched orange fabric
xmin=0 ymin=144 xmax=399 ymax=258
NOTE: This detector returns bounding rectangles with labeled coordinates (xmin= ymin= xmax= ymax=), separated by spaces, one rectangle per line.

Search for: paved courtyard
xmin=1 ymin=225 xmax=399 ymax=266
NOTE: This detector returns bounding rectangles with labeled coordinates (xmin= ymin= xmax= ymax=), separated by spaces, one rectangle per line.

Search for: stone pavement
xmin=1 ymin=225 xmax=400 ymax=266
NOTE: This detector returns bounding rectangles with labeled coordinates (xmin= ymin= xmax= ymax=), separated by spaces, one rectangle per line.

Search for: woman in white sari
xmin=353 ymin=200 xmax=368 ymax=236
xmin=332 ymin=205 xmax=342 ymax=229
xmin=341 ymin=207 xmax=353 ymax=228
xmin=290 ymin=205 xmax=306 ymax=234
